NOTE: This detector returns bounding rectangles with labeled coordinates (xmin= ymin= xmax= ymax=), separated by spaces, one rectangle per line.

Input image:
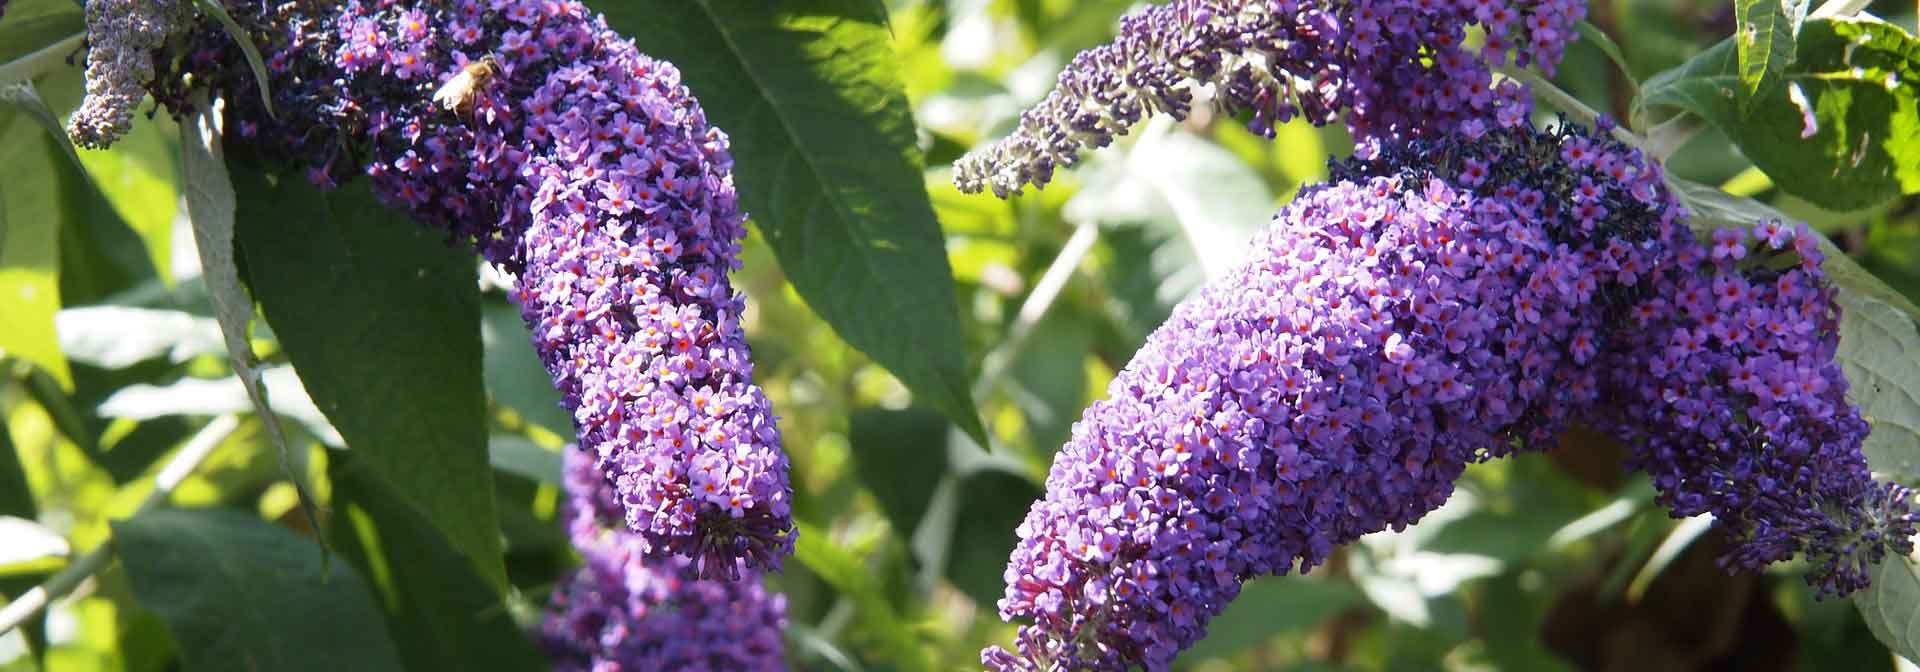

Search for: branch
xmin=970 ymin=217 xmax=1102 ymax=401
xmin=1496 ymin=64 xmax=1646 ymax=151
xmin=0 ymin=414 xmax=241 ymax=636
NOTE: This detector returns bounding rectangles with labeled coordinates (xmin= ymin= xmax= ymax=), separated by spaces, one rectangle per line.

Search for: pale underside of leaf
xmin=179 ymin=102 xmax=324 ymax=546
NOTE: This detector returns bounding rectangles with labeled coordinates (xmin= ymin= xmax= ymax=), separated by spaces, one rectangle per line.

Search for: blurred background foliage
xmin=2 ymin=0 xmax=1919 ymax=670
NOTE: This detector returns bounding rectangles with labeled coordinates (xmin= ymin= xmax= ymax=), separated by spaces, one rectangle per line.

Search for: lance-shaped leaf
xmin=230 ymin=155 xmax=505 ymax=590
xmin=596 ymin=0 xmax=986 ymax=444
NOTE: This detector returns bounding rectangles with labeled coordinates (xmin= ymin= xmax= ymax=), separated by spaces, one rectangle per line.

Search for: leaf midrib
xmin=689 ymin=2 xmax=947 ymax=363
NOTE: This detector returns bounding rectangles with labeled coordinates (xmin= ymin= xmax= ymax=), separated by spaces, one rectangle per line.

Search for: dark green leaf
xmin=113 ymin=507 xmax=406 ymax=672
xmin=1732 ymin=0 xmax=1798 ymax=102
xmin=1183 ymin=577 xmax=1361 ymax=661
xmin=1577 ymin=20 xmax=1636 ymax=84
xmin=1008 ymin=312 xmax=1093 ymax=451
xmin=1642 ymin=19 xmax=1920 ymax=210
xmin=56 ymin=133 xmax=160 ymax=305
xmin=231 ymin=158 xmax=505 ymax=589
xmin=848 ymin=406 xmax=949 ymax=537
xmin=21 ymin=365 xmax=96 ymax=454
xmin=599 ymin=0 xmax=985 ymax=444
xmin=329 ymin=456 xmax=546 ymax=672
xmin=480 ymin=301 xmax=572 ymax=437
xmin=0 ymin=415 xmax=33 ymax=519
xmin=945 ymin=467 xmax=1041 ymax=608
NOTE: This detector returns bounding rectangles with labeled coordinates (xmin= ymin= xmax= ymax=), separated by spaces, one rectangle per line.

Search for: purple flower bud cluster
xmin=68 ymin=0 xmax=196 ymax=148
xmin=157 ymin=0 xmax=795 ymax=575
xmin=983 ymin=122 xmax=1678 ymax=671
xmin=543 ymin=447 xmax=790 ymax=671
xmin=951 ymin=0 xmax=1585 ymax=197
xmin=1588 ymin=216 xmax=1917 ymax=597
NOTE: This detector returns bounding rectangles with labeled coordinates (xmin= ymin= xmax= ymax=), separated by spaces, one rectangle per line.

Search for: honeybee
xmin=432 ymin=55 xmax=499 ymax=116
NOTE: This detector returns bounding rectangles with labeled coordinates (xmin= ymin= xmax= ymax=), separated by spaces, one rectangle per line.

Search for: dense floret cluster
xmin=983 ymin=122 xmax=1673 ymax=671
xmin=951 ymin=0 xmax=1585 ymax=197
xmin=157 ymin=0 xmax=795 ymax=575
xmin=543 ymin=448 xmax=789 ymax=671
xmin=981 ymin=120 xmax=1914 ymax=670
xmin=68 ymin=0 xmax=195 ymax=148
xmin=1590 ymin=214 xmax=1917 ymax=596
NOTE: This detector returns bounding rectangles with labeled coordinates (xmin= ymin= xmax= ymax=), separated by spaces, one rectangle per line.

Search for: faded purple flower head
xmin=157 ymin=0 xmax=795 ymax=575
xmin=1590 ymin=218 xmax=1916 ymax=597
xmin=984 ymin=122 xmax=1676 ymax=671
xmin=544 ymin=447 xmax=790 ymax=671
xmin=952 ymin=0 xmax=1584 ymax=197
xmin=68 ymin=0 xmax=196 ymax=148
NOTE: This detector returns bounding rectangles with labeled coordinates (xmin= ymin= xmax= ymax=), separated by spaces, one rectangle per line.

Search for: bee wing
xmin=432 ymin=71 xmax=474 ymax=109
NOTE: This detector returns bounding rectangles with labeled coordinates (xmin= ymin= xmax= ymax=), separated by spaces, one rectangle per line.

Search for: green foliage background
xmin=1 ymin=0 xmax=1918 ymax=670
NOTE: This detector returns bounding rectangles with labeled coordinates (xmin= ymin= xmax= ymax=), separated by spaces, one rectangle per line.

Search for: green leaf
xmin=180 ymin=105 xmax=322 ymax=553
xmin=848 ymin=406 xmax=949 ymax=537
xmin=598 ymin=0 xmax=985 ymax=445
xmin=230 ymin=156 xmax=506 ymax=590
xmin=112 ymin=508 xmax=407 ymax=672
xmin=329 ymin=456 xmax=546 ymax=672
xmin=1182 ymin=577 xmax=1361 ymax=661
xmin=1643 ymin=18 xmax=1920 ymax=211
xmin=1856 ymin=550 xmax=1920 ymax=662
xmin=0 ymin=415 xmax=34 ymax=520
xmin=1577 ymin=20 xmax=1636 ymax=85
xmin=0 ymin=80 xmax=74 ymax=389
xmin=75 ymin=111 xmax=179 ymax=283
xmin=480 ymin=301 xmax=572 ymax=437
xmin=1733 ymin=0 xmax=1800 ymax=102
xmin=1008 ymin=312 xmax=1093 ymax=451
xmin=944 ymin=467 xmax=1041 ymax=608
xmin=0 ymin=0 xmax=82 ymax=67
xmin=487 ymin=435 xmax=562 ymax=485
xmin=1834 ymin=290 xmax=1920 ymax=480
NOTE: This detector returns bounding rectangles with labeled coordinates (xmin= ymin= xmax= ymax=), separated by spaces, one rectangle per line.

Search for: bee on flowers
xmin=431 ymin=54 xmax=499 ymax=116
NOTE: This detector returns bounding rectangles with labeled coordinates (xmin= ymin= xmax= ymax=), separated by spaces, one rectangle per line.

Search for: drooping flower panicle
xmin=952 ymin=0 xmax=1585 ymax=197
xmin=157 ymin=0 xmax=796 ymax=575
xmin=543 ymin=447 xmax=790 ymax=671
xmin=68 ymin=0 xmax=196 ymax=148
xmin=984 ymin=122 xmax=1675 ymax=671
xmin=1590 ymin=208 xmax=1917 ymax=597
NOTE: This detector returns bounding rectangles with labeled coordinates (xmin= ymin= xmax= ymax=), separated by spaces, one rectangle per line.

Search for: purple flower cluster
xmin=951 ymin=0 xmax=1585 ymax=197
xmin=158 ymin=0 xmax=795 ymax=575
xmin=1589 ymin=214 xmax=1917 ymax=597
xmin=983 ymin=122 xmax=1676 ymax=671
xmin=68 ymin=0 xmax=195 ymax=148
xmin=543 ymin=447 xmax=789 ymax=671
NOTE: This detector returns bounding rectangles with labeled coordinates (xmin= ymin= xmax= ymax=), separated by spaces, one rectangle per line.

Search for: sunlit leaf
xmin=1643 ymin=18 xmax=1920 ymax=210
